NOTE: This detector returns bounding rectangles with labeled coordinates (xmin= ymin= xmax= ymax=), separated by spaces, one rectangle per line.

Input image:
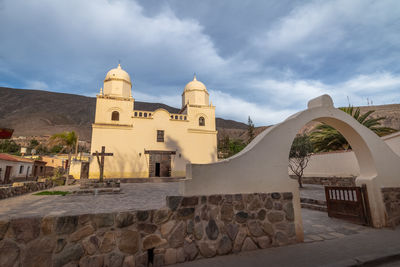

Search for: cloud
xmin=25 ymin=80 xmax=49 ymax=90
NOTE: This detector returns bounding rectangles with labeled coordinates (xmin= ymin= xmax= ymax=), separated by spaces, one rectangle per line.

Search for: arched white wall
xmin=182 ymin=95 xmax=400 ymax=240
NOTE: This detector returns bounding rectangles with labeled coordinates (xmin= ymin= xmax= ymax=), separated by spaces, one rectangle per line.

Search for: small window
xmin=134 ymin=112 xmax=138 ymax=116
xmin=184 ymin=116 xmax=187 ymax=120
xmin=157 ymin=130 xmax=164 ymax=142
xmin=199 ymin=117 xmax=205 ymax=126
xmin=144 ymin=113 xmax=148 ymax=118
xmin=40 ymin=166 xmax=43 ymax=173
xmin=180 ymin=116 xmax=182 ymax=120
xmin=175 ymin=115 xmax=178 ymax=119
xmin=170 ymin=115 xmax=173 ymax=119
xmin=139 ymin=112 xmax=142 ymax=117
xmin=111 ymin=111 xmax=119 ymax=121
xmin=19 ymin=166 xmax=24 ymax=174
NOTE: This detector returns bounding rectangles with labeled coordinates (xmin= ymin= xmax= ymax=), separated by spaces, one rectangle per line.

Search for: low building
xmin=0 ymin=154 xmax=34 ymax=184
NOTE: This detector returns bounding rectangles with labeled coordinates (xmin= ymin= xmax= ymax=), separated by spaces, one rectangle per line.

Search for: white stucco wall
xmin=290 ymin=132 xmax=400 ymax=178
xmin=0 ymin=160 xmax=33 ymax=182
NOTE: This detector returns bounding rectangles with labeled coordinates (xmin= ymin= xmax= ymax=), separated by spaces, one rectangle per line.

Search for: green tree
xmin=247 ymin=116 xmax=255 ymax=144
xmin=0 ymin=140 xmax=21 ymax=154
xmin=310 ymin=106 xmax=397 ymax=152
xmin=50 ymin=131 xmax=78 ymax=175
xmin=289 ymin=134 xmax=313 ymax=188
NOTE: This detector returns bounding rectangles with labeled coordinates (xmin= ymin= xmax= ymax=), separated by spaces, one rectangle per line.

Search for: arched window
xmin=111 ymin=111 xmax=119 ymax=121
xmin=199 ymin=116 xmax=205 ymax=126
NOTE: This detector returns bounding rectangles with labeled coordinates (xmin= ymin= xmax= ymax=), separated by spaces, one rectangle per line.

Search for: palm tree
xmin=50 ymin=131 xmax=78 ymax=175
xmin=310 ymin=106 xmax=397 ymax=152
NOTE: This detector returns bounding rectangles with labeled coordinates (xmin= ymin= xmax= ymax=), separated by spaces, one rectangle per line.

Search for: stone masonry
xmin=382 ymin=187 xmax=400 ymax=227
xmin=0 ymin=192 xmax=296 ymax=266
xmin=292 ymin=176 xmax=356 ymax=187
xmin=0 ymin=180 xmax=55 ymax=200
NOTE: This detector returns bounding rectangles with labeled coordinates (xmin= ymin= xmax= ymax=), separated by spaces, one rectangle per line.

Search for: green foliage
xmin=247 ymin=116 xmax=255 ymax=144
xmin=34 ymin=191 xmax=70 ymax=196
xmin=50 ymin=145 xmax=63 ymax=154
xmin=310 ymin=106 xmax=397 ymax=152
xmin=289 ymin=134 xmax=313 ymax=188
xmin=0 ymin=140 xmax=21 ymax=154
xmin=218 ymin=135 xmax=247 ymax=158
xmin=28 ymin=139 xmax=39 ymax=149
xmin=50 ymin=131 xmax=77 ymax=153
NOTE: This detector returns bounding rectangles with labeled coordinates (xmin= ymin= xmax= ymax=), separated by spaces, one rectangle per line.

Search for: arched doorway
xmin=183 ymin=95 xmax=400 ymax=240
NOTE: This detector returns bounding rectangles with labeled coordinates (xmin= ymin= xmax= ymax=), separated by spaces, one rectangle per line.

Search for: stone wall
xmin=0 ymin=192 xmax=296 ymax=267
xmin=292 ymin=176 xmax=356 ymax=187
xmin=0 ymin=180 xmax=55 ymax=200
xmin=382 ymin=187 xmax=400 ymax=227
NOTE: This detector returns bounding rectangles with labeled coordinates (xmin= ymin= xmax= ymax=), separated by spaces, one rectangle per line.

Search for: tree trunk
xmin=298 ymin=175 xmax=303 ymax=188
xmin=66 ymin=152 xmax=71 ymax=185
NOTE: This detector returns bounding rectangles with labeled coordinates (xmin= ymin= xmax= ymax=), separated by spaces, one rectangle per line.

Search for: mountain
xmin=1 ymin=87 xmax=399 ymax=143
xmin=0 ymin=87 xmax=248 ymax=141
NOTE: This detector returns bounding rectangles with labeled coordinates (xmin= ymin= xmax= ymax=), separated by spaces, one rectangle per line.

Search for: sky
xmin=0 ymin=0 xmax=400 ymax=126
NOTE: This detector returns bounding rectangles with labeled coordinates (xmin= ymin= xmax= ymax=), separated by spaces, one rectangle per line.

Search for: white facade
xmin=0 ymin=154 xmax=33 ymax=183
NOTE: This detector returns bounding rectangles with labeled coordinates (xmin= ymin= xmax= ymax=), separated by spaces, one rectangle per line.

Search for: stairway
xmin=301 ymin=197 xmax=327 ymax=212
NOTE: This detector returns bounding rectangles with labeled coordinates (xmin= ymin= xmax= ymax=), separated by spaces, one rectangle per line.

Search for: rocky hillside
xmin=0 ymin=87 xmax=248 ymax=141
xmin=1 ymin=87 xmax=399 ymax=143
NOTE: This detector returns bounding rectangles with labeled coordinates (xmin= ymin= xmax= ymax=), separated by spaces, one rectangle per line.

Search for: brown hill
xmin=0 ymin=87 xmax=248 ymax=141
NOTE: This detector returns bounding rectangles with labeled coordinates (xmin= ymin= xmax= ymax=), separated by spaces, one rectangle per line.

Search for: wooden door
xmin=80 ymin=162 xmax=89 ymax=179
xmin=160 ymin=154 xmax=171 ymax=177
xmin=4 ymin=166 xmax=12 ymax=184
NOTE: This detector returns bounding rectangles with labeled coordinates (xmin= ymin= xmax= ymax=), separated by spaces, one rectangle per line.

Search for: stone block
xmin=198 ymin=242 xmax=216 ymax=258
xmin=233 ymin=227 xmax=247 ymax=252
xmin=161 ymin=220 xmax=176 ymax=238
xmin=138 ymin=223 xmax=158 ymax=234
xmin=55 ymin=216 xmax=78 ymax=235
xmin=0 ymin=220 xmax=9 ymax=240
xmin=136 ymin=210 xmax=150 ymax=222
xmin=248 ymin=198 xmax=262 ymax=211
xmin=235 ymin=211 xmax=249 ymax=223
xmin=256 ymin=236 xmax=272 ymax=249
xmin=221 ymin=203 xmax=234 ymax=222
xmin=79 ymin=255 xmax=104 ymax=267
xmin=247 ymin=220 xmax=264 ymax=237
xmin=122 ymin=255 xmax=135 ymax=267
xmin=217 ymin=235 xmax=232 ymax=255
xmin=0 ymin=239 xmax=20 ymax=267
xmin=53 ymin=243 xmax=84 ymax=267
xmin=92 ymin=213 xmax=114 ymax=228
xmin=225 ymin=223 xmax=239 ymax=241
xmin=177 ymin=247 xmax=185 ymax=263
xmin=82 ymin=235 xmax=99 ymax=255
xmin=100 ymin=231 xmax=116 ymax=253
xmin=11 ymin=217 xmax=41 ymax=243
xmin=143 ymin=234 xmax=167 ymax=250
xmin=194 ymin=222 xmax=203 ymax=240
xmin=23 ymin=237 xmax=56 ymax=267
xmin=208 ymin=195 xmax=222 ymax=205
xmin=183 ymin=240 xmax=198 ymax=261
xmin=257 ymin=209 xmax=266 ymax=220
xmin=169 ymin=221 xmax=185 ymax=248
xmin=116 ymin=212 xmax=135 ymax=228
xmin=164 ymin=248 xmax=177 ymax=265
xmin=271 ymin=193 xmax=281 ymax=199
xmin=242 ymin=237 xmax=258 ymax=251
xmin=104 ymin=252 xmax=124 ymax=267
xmin=41 ymin=216 xmax=55 ymax=236
xmin=205 ymin=219 xmax=219 ymax=240
xmin=181 ymin=196 xmax=199 ymax=206
xmin=70 ymin=225 xmax=95 ymax=242
xmin=283 ymin=202 xmax=294 ymax=221
xmin=55 ymin=238 xmax=67 ymax=253
xmin=177 ymin=208 xmax=195 ymax=220
xmin=267 ymin=211 xmax=284 ymax=223
xmin=118 ymin=230 xmax=139 ymax=254
xmin=153 ymin=209 xmax=170 ymax=225
xmin=167 ymin=196 xmax=183 ymax=211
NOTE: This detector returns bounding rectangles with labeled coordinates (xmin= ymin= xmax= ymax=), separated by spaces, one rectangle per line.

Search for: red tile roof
xmin=0 ymin=154 xmax=34 ymax=163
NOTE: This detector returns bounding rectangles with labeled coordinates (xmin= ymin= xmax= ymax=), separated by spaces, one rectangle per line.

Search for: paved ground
xmin=302 ymin=209 xmax=370 ymax=242
xmin=300 ymin=184 xmax=326 ymax=201
xmin=0 ymin=183 xmax=181 ymax=219
xmin=173 ymin=226 xmax=400 ymax=267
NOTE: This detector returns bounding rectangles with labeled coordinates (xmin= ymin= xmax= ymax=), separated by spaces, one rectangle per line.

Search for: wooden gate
xmin=325 ymin=185 xmax=371 ymax=226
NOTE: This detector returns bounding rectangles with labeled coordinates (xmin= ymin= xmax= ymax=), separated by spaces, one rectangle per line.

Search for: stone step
xmin=301 ymin=203 xmax=327 ymax=212
xmin=300 ymin=197 xmax=326 ymax=206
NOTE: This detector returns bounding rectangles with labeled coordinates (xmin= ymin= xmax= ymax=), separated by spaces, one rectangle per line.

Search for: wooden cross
xmin=92 ymin=146 xmax=113 ymax=182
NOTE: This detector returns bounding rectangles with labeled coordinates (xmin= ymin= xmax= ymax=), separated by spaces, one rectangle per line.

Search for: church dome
xmin=104 ymin=64 xmax=131 ymax=86
xmin=184 ymin=75 xmax=207 ymax=92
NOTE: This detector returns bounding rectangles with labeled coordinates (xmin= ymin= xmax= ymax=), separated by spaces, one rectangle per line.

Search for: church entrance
xmin=145 ymin=150 xmax=175 ymax=177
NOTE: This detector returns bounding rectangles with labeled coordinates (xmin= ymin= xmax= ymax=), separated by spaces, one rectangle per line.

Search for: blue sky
xmin=0 ymin=0 xmax=399 ymax=125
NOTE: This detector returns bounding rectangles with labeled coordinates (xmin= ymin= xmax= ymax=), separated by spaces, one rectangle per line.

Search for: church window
xmin=157 ymin=130 xmax=164 ymax=142
xmin=144 ymin=113 xmax=148 ymax=118
xmin=199 ymin=117 xmax=205 ymax=126
xmin=134 ymin=112 xmax=137 ymax=116
xmin=111 ymin=111 xmax=119 ymax=121
xmin=170 ymin=115 xmax=173 ymax=119
xmin=139 ymin=112 xmax=142 ymax=117
xmin=175 ymin=115 xmax=178 ymax=119
xmin=180 ymin=116 xmax=182 ymax=120
xmin=184 ymin=116 xmax=187 ymax=120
